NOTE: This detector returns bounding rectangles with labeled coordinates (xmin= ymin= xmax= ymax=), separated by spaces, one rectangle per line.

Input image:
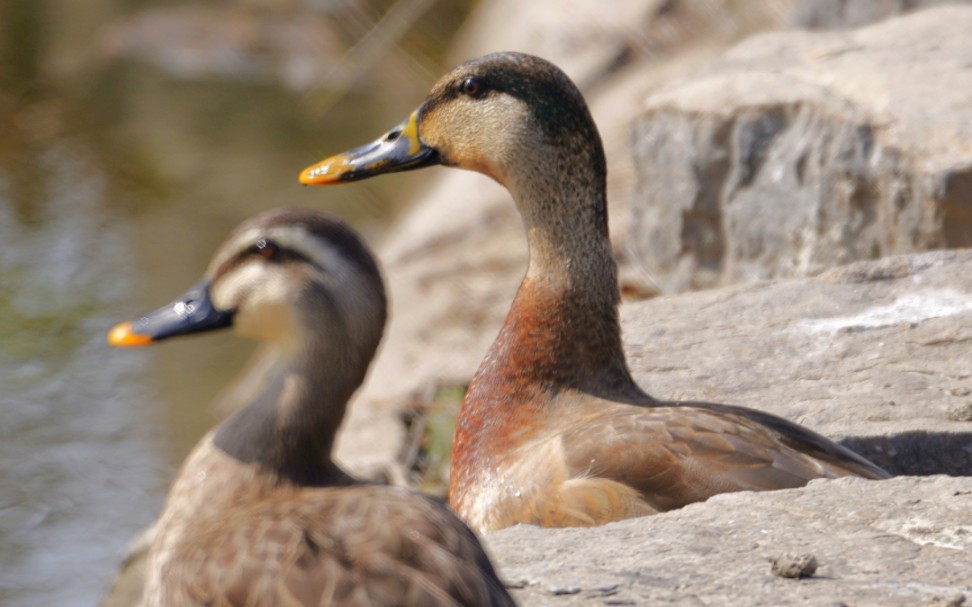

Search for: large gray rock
xmin=631 ymin=5 xmax=972 ymax=294
xmin=487 ymin=475 xmax=972 ymax=606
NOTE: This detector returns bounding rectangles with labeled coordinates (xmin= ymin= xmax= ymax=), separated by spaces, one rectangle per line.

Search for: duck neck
xmin=213 ymin=337 xmax=364 ymax=487
xmin=487 ymin=156 xmax=635 ymax=394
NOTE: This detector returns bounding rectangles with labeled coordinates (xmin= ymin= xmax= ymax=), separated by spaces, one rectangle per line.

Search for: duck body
xmin=453 ymin=384 xmax=888 ymax=532
xmin=300 ymin=53 xmax=889 ymax=535
xmin=109 ymin=208 xmax=515 ymax=606
xmin=147 ymin=439 xmax=500 ymax=606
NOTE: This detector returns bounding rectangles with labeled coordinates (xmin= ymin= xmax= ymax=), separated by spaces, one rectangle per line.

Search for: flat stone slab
xmin=487 ymin=475 xmax=972 ymax=606
xmin=622 ymin=249 xmax=972 ymax=476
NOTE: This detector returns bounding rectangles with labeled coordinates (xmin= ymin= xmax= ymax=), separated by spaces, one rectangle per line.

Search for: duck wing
xmin=558 ymin=399 xmax=887 ymax=513
xmin=676 ymin=400 xmax=890 ymax=480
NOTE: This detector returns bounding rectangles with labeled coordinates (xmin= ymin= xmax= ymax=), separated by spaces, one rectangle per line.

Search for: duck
xmin=107 ymin=207 xmax=516 ymax=606
xmin=298 ymin=52 xmax=890 ymax=534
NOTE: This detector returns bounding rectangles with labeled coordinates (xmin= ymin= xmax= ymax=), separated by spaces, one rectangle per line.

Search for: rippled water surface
xmin=0 ymin=146 xmax=166 ymax=605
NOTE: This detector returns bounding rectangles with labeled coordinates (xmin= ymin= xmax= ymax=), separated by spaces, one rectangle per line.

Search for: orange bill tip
xmin=299 ymin=154 xmax=352 ymax=185
xmin=107 ymin=321 xmax=154 ymax=348
xmin=299 ymin=110 xmax=427 ymax=185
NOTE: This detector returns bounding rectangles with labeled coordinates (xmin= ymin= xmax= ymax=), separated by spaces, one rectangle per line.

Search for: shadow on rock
xmin=841 ymin=431 xmax=972 ymax=476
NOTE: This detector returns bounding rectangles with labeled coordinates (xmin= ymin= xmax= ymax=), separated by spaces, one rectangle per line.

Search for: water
xmin=0 ymin=143 xmax=166 ymax=606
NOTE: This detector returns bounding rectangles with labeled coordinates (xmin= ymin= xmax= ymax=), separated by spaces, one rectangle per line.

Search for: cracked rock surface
xmin=622 ymin=249 xmax=972 ymax=477
xmin=631 ymin=5 xmax=972 ymax=293
xmin=486 ymin=476 xmax=972 ymax=606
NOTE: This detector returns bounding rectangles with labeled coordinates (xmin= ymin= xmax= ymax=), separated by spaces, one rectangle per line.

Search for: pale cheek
xmin=234 ymin=300 xmax=300 ymax=351
xmin=467 ymin=155 xmax=503 ymax=184
xmin=210 ymin=264 xmax=264 ymax=311
xmin=441 ymin=139 xmax=504 ymax=184
xmin=230 ymin=273 xmax=300 ymax=346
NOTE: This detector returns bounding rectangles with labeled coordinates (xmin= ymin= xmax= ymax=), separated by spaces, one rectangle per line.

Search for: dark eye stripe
xmin=212 ymin=239 xmax=317 ymax=283
xmin=248 ymin=239 xmax=314 ymax=265
xmin=273 ymin=247 xmax=313 ymax=265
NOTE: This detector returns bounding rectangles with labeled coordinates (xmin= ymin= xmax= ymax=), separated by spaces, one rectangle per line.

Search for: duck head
xmin=109 ymin=208 xmax=386 ymax=372
xmin=299 ymin=52 xmax=605 ymax=193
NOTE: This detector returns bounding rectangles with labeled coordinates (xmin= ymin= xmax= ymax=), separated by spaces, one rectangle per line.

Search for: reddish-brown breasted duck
xmin=299 ymin=53 xmax=889 ymax=534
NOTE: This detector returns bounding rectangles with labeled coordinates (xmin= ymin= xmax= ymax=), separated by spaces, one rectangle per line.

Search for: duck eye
xmin=251 ymin=239 xmax=279 ymax=260
xmin=460 ymin=77 xmax=486 ymax=98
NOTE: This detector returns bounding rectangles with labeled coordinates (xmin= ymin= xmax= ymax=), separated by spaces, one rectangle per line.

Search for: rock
xmin=769 ymin=553 xmax=818 ymax=579
xmin=452 ymin=0 xmax=792 ymax=91
xmin=787 ymin=0 xmax=972 ymax=30
xmin=630 ymin=5 xmax=972 ymax=293
xmin=622 ymin=249 xmax=972 ymax=476
xmin=485 ymin=476 xmax=972 ymax=606
xmin=923 ymin=594 xmax=967 ymax=607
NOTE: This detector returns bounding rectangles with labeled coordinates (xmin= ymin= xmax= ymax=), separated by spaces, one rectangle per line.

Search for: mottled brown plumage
xmin=299 ymin=53 xmax=890 ymax=534
xmin=109 ymin=208 xmax=515 ymax=606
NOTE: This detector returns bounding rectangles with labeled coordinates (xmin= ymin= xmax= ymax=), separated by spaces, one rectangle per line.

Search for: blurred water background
xmin=0 ymin=1 xmax=471 ymax=604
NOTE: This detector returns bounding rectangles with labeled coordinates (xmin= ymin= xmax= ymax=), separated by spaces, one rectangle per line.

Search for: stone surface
xmin=787 ymin=0 xmax=971 ymax=30
xmin=485 ymin=475 xmax=972 ymax=606
xmin=630 ymin=5 xmax=972 ymax=293
xmin=769 ymin=553 xmax=818 ymax=579
xmin=621 ymin=249 xmax=972 ymax=477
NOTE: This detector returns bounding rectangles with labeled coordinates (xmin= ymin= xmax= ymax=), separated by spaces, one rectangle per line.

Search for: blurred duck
xmin=299 ymin=52 xmax=890 ymax=534
xmin=108 ymin=208 xmax=515 ymax=607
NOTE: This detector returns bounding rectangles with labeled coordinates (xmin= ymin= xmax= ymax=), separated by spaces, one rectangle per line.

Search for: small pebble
xmin=923 ymin=594 xmax=966 ymax=607
xmin=769 ymin=553 xmax=818 ymax=579
xmin=947 ymin=403 xmax=972 ymax=422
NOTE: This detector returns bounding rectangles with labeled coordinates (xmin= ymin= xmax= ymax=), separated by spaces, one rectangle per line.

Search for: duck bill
xmin=299 ymin=110 xmax=439 ymax=185
xmin=107 ymin=280 xmax=234 ymax=348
